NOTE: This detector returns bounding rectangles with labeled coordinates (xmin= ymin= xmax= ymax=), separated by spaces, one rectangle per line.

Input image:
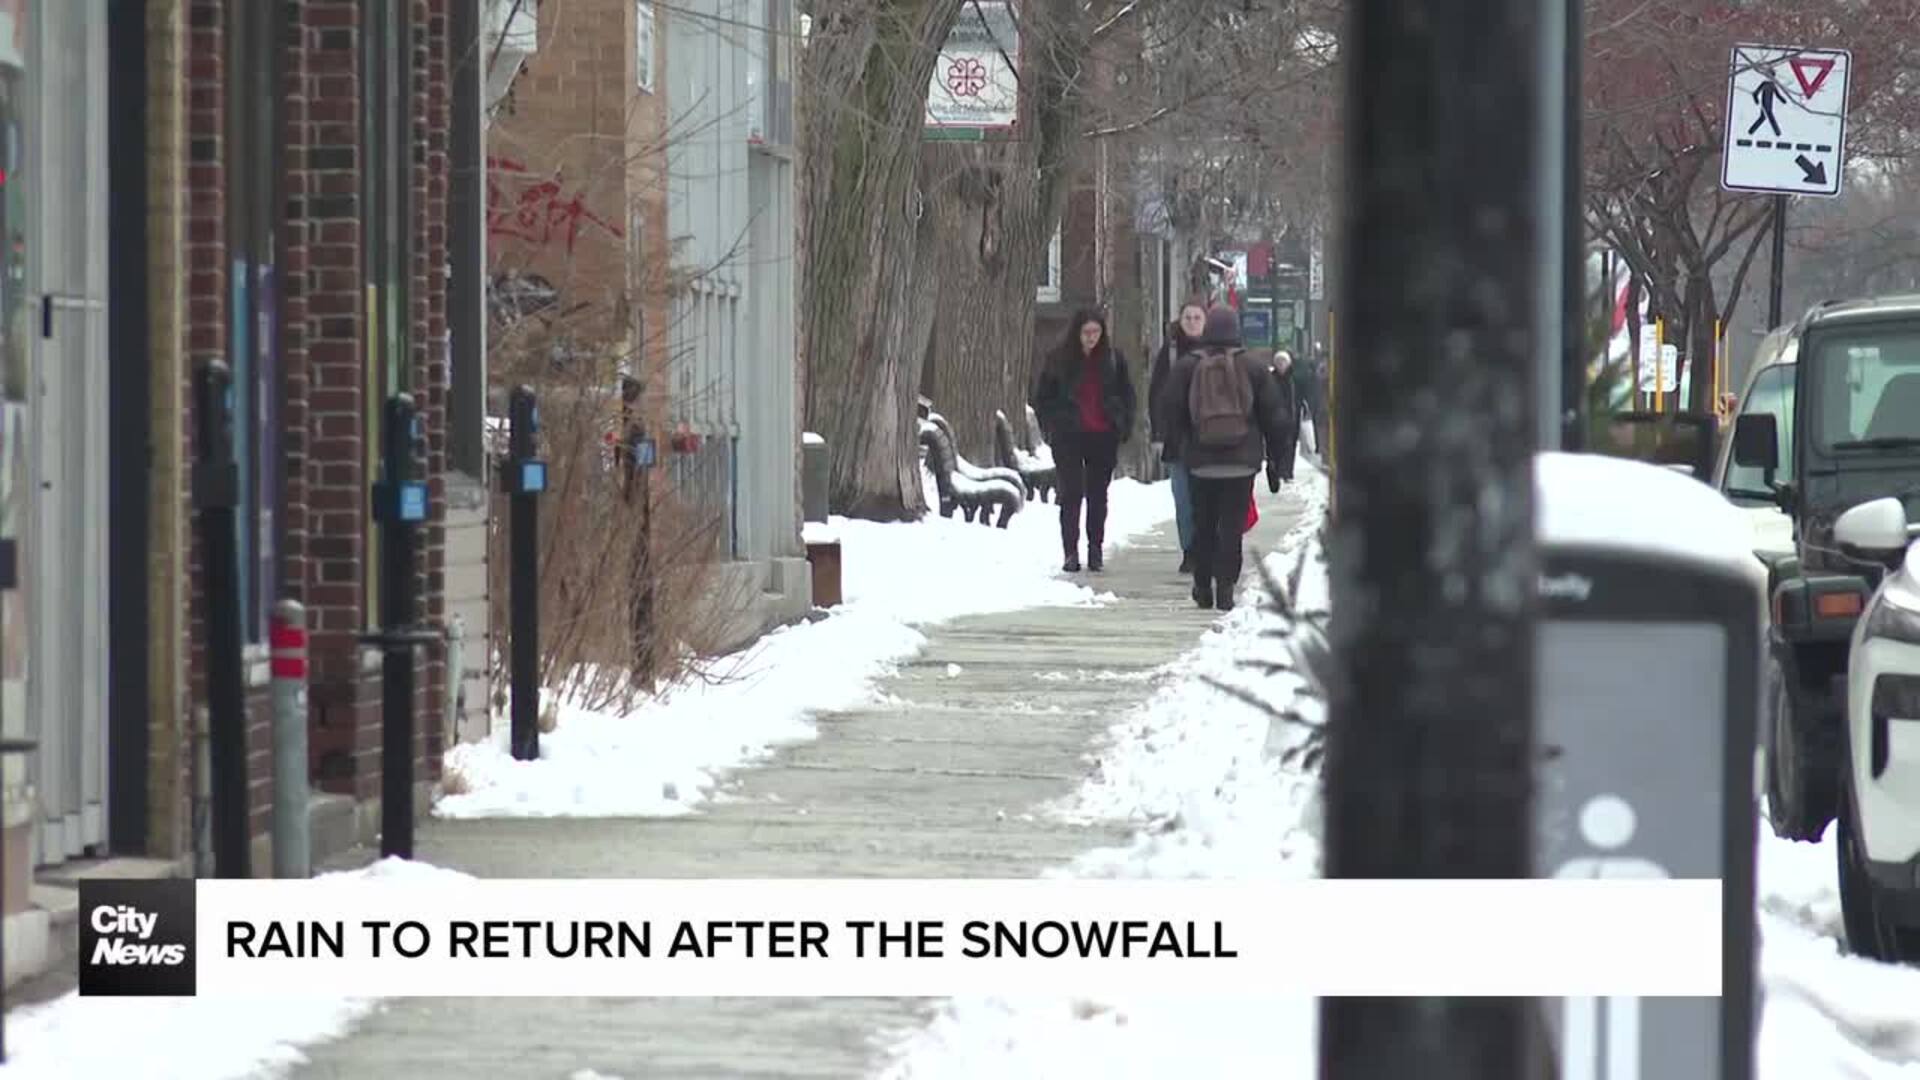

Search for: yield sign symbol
xmin=1789 ymin=55 xmax=1835 ymax=99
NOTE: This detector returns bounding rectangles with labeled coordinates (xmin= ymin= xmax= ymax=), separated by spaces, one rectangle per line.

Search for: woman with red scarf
xmin=1030 ymin=309 xmax=1137 ymax=573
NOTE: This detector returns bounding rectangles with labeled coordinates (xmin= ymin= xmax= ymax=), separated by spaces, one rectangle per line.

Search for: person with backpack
xmin=1147 ymin=299 xmax=1210 ymax=573
xmin=1155 ymin=307 xmax=1296 ymax=611
xmin=1030 ymin=308 xmax=1137 ymax=573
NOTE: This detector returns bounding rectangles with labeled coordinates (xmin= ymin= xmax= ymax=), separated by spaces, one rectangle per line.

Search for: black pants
xmin=1055 ymin=430 xmax=1119 ymax=558
xmin=1190 ymin=473 xmax=1255 ymax=593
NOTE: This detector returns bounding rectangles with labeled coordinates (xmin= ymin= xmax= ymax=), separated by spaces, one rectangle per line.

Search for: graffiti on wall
xmin=486 ymin=156 xmax=624 ymax=254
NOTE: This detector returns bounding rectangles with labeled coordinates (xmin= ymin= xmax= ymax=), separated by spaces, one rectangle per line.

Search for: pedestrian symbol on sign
xmin=1748 ymin=74 xmax=1784 ymax=138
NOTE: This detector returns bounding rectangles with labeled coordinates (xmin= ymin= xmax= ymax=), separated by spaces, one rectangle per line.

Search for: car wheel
xmin=1765 ymin=658 xmax=1839 ymax=842
xmin=1837 ymin=780 xmax=1900 ymax=963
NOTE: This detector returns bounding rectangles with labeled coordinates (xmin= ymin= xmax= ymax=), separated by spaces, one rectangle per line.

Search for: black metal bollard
xmin=502 ymin=386 xmax=546 ymax=761
xmin=367 ymin=393 xmax=429 ymax=859
xmin=192 ymin=360 xmax=250 ymax=879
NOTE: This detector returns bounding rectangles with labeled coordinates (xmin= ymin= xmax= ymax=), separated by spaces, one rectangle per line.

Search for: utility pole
xmin=1767 ymin=195 xmax=1788 ymax=328
xmin=1560 ymin=0 xmax=1586 ymax=450
xmin=1321 ymin=0 xmax=1543 ymax=1076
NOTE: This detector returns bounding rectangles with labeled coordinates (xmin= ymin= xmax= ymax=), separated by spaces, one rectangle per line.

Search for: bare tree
xmin=799 ymin=0 xmax=970 ymax=520
xmin=1583 ymin=0 xmax=1920 ymax=409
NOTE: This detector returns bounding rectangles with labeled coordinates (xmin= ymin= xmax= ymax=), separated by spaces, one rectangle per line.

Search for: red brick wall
xmin=181 ymin=0 xmax=223 ymax=844
xmin=301 ymin=0 xmax=379 ymax=799
xmin=417 ymin=0 xmax=449 ymax=784
xmin=179 ymin=0 xmax=454 ymax=846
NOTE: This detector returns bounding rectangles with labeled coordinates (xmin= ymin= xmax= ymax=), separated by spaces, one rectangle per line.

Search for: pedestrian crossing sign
xmin=1722 ymin=44 xmax=1850 ymax=198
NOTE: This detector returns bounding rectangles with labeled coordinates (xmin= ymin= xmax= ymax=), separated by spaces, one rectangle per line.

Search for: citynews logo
xmin=78 ymin=879 xmax=196 ymax=996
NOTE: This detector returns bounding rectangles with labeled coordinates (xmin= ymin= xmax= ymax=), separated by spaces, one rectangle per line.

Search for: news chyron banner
xmin=79 ymin=877 xmax=1722 ymax=998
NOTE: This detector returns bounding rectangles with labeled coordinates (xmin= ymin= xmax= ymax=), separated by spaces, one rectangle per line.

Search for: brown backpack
xmin=1187 ymin=347 xmax=1254 ymax=448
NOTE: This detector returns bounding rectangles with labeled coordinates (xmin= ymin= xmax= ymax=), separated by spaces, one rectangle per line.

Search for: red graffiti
xmin=486 ymin=156 xmax=623 ymax=254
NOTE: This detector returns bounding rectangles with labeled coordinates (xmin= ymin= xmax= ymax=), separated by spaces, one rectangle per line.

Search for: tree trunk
xmin=918 ymin=0 xmax=1083 ymax=462
xmin=799 ymin=0 xmax=967 ymax=520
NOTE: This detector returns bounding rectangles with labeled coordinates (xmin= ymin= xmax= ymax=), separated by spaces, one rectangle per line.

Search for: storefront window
xmin=225 ymin=0 xmax=286 ymax=640
xmin=0 ymin=0 xmax=27 ymax=738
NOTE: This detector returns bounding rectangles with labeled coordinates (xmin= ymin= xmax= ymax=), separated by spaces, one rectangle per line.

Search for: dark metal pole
xmin=1323 ymin=0 xmax=1541 ymax=1076
xmin=509 ymin=386 xmax=541 ymax=761
xmin=1561 ymin=0 xmax=1586 ymax=450
xmin=379 ymin=394 xmax=420 ymax=859
xmin=193 ymin=361 xmax=251 ymax=879
xmin=1767 ymin=194 xmax=1788 ymax=328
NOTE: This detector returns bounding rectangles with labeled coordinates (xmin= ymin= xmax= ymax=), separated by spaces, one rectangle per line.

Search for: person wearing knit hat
xmin=1152 ymin=307 xmax=1297 ymax=611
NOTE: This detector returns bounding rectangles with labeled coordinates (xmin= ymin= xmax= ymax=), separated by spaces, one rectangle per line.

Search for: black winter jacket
xmin=1146 ymin=325 xmax=1196 ymax=461
xmin=1154 ymin=347 xmax=1297 ymax=478
xmin=1030 ymin=345 xmax=1137 ymax=443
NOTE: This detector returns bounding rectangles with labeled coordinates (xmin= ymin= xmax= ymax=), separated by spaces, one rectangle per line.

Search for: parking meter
xmin=369 ymin=393 xmax=429 ymax=858
xmin=1532 ymin=451 xmax=1765 ymax=1080
xmin=503 ymin=386 xmax=544 ymax=762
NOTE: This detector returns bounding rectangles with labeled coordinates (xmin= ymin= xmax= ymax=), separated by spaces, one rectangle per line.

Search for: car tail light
xmin=1817 ymin=591 xmax=1864 ymax=619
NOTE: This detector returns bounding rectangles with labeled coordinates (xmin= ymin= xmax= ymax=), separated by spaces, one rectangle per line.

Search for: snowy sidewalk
xmin=278 ymin=492 xmax=1309 ymax=1079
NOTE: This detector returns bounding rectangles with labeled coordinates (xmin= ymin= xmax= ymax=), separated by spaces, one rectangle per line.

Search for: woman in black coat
xmin=1031 ymin=308 xmax=1137 ymax=572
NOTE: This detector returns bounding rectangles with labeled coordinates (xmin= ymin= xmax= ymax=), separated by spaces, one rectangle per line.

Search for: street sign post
xmin=1721 ymin=44 xmax=1850 ymax=198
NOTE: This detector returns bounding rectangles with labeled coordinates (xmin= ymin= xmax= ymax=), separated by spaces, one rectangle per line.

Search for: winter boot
xmin=1178 ymin=549 xmax=1193 ymax=574
xmin=1088 ymin=548 xmax=1104 ymax=572
xmin=1215 ymin=578 xmax=1236 ymax=612
xmin=1191 ymin=580 xmax=1214 ymax=609
xmin=1064 ymin=549 xmax=1082 ymax=573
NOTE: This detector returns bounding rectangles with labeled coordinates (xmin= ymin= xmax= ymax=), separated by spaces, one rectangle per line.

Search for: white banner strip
xmin=193 ymin=878 xmax=1723 ymax=998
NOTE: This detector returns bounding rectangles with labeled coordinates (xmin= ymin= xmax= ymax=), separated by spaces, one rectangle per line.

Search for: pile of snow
xmin=877 ymin=470 xmax=1327 ymax=1075
xmin=1536 ymin=451 xmax=1763 ymax=591
xmin=0 ymin=859 xmax=468 ymax=1080
xmin=437 ymin=477 xmax=1179 ymax=820
xmin=1755 ymin=826 xmax=1920 ymax=1077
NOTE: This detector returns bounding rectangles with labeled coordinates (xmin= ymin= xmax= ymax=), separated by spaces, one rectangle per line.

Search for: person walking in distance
xmin=1156 ymin=308 xmax=1295 ymax=611
xmin=1148 ymin=300 xmax=1209 ymax=573
xmin=1031 ymin=308 xmax=1137 ymax=573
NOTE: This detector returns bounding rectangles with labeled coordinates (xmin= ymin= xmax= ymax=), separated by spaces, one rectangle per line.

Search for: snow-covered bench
xmin=993 ymin=409 xmax=1056 ymax=503
xmin=918 ymin=418 xmax=1024 ymax=528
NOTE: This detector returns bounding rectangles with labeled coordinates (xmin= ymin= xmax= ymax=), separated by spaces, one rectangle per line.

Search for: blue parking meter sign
xmin=634 ymin=437 xmax=657 ymax=469
xmin=520 ymin=461 xmax=547 ymax=494
xmin=397 ymin=482 xmax=428 ymax=523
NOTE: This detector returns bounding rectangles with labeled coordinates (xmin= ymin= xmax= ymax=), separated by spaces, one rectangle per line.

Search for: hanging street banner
xmin=925 ymin=1 xmax=1020 ymax=134
xmin=1721 ymin=43 xmax=1850 ymax=198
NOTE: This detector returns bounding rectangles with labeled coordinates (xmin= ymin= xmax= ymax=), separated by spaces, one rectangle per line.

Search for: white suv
xmin=1832 ymin=496 xmax=1920 ymax=962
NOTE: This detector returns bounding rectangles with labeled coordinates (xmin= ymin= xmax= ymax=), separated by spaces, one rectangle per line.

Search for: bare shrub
xmin=484 ymin=312 xmax=740 ymax=719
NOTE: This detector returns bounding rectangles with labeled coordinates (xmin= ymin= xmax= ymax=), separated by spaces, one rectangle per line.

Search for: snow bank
xmin=0 ymin=859 xmax=468 ymax=1080
xmin=436 ymin=478 xmax=1177 ymax=820
xmin=1756 ymin=825 xmax=1920 ymax=1077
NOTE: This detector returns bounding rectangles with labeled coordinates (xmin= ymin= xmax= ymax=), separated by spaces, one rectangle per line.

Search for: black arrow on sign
xmin=1795 ymin=154 xmax=1828 ymax=186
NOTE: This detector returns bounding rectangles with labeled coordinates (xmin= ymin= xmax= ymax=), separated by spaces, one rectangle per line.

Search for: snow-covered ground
xmin=1757 ymin=826 xmax=1920 ymax=1078
xmin=876 ymin=462 xmax=1920 ymax=1079
xmin=0 ymin=859 xmax=471 ymax=1080
xmin=436 ymin=476 xmax=1176 ymax=819
xmin=875 ymin=470 xmax=1330 ymax=1079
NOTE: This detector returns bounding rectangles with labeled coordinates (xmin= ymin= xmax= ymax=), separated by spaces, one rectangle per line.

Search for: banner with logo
xmin=925 ymin=1 xmax=1020 ymax=131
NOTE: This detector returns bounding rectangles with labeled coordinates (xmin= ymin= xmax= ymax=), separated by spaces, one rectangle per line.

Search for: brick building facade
xmin=173 ymin=0 xmax=457 ymax=869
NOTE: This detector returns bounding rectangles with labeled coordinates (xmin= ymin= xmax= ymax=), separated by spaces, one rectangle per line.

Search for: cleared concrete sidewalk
xmin=290 ymin=489 xmax=1305 ymax=1080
